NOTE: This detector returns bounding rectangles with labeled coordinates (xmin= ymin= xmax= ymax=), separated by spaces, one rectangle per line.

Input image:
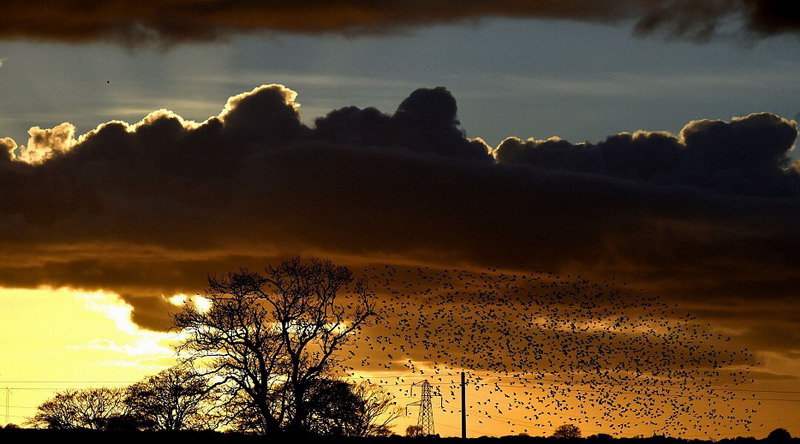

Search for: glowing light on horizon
xmin=167 ymin=293 xmax=212 ymax=313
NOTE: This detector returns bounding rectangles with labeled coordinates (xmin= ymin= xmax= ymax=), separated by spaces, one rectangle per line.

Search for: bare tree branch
xmin=171 ymin=257 xmax=378 ymax=436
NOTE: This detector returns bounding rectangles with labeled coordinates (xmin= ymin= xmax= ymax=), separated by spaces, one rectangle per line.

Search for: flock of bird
xmin=338 ymin=265 xmax=755 ymax=437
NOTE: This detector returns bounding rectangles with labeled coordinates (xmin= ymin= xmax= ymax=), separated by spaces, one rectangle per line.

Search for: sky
xmin=0 ymin=0 xmax=799 ymax=439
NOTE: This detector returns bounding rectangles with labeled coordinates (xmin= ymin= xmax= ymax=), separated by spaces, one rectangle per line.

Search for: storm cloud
xmin=494 ymin=113 xmax=799 ymax=197
xmin=0 ymin=0 xmax=797 ymax=45
xmin=0 ymin=84 xmax=798 ymax=362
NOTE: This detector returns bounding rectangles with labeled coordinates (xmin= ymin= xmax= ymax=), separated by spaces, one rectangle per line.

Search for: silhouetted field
xmin=0 ymin=429 xmax=794 ymax=444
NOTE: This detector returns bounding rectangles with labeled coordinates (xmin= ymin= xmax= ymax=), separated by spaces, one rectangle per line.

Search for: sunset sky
xmin=0 ymin=0 xmax=799 ymax=439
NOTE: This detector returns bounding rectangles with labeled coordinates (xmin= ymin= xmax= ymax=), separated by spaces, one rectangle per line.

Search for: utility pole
xmin=407 ymin=380 xmax=441 ymax=436
xmin=461 ymin=371 xmax=467 ymax=439
xmin=5 ymin=387 xmax=9 ymax=426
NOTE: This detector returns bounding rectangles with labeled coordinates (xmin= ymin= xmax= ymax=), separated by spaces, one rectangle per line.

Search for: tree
xmin=124 ymin=365 xmax=216 ymax=431
xmin=27 ymin=387 xmax=136 ymax=430
xmin=302 ymin=378 xmax=363 ymax=436
xmin=173 ymin=257 xmax=378 ymax=436
xmin=406 ymin=425 xmax=425 ymax=437
xmin=347 ymin=381 xmax=404 ymax=437
xmin=767 ymin=428 xmax=792 ymax=441
xmin=552 ymin=423 xmax=582 ymax=439
xmin=301 ymin=379 xmax=402 ymax=437
xmin=223 ymin=378 xmax=399 ymax=436
xmin=588 ymin=433 xmax=614 ymax=441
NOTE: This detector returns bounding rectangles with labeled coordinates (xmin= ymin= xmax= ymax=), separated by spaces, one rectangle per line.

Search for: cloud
xmin=0 ymin=84 xmax=798 ymax=374
xmin=17 ymin=123 xmax=78 ymax=164
xmin=493 ymin=113 xmax=799 ymax=197
xmin=0 ymin=1 xmax=797 ymax=45
xmin=634 ymin=0 xmax=800 ymax=41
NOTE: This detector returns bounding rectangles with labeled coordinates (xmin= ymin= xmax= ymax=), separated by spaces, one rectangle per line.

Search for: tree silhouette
xmin=302 ymin=378 xmax=363 ymax=436
xmin=27 ymin=387 xmax=137 ymax=430
xmin=552 ymin=423 xmax=582 ymax=439
xmin=767 ymin=428 xmax=792 ymax=441
xmin=406 ymin=425 xmax=424 ymax=437
xmin=348 ymin=381 xmax=404 ymax=437
xmin=297 ymin=378 xmax=400 ymax=436
xmin=173 ymin=257 xmax=377 ymax=436
xmin=124 ymin=365 xmax=216 ymax=431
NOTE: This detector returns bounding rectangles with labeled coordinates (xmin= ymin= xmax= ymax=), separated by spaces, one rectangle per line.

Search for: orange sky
xmin=2 ymin=284 xmax=798 ymax=438
xmin=0 ymin=1 xmax=799 ymax=439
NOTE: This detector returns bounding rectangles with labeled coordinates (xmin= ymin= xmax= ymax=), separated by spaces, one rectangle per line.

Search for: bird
xmin=342 ymin=264 xmax=755 ymax=437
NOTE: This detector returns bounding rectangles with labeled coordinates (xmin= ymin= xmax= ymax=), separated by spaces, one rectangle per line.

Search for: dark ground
xmin=0 ymin=430 xmax=795 ymax=444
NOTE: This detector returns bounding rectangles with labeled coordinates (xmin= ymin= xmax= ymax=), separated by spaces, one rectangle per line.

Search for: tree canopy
xmin=553 ymin=423 xmax=582 ymax=439
xmin=172 ymin=257 xmax=379 ymax=436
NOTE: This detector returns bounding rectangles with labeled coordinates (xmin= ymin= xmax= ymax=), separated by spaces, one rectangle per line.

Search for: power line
xmin=343 ymin=375 xmax=800 ymax=394
xmin=0 ymin=380 xmax=136 ymax=384
xmin=5 ymin=377 xmax=800 ymax=394
xmin=5 ymin=377 xmax=798 ymax=403
xmin=0 ymin=387 xmax=98 ymax=391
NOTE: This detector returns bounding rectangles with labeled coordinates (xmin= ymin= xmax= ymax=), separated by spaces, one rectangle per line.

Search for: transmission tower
xmin=407 ymin=380 xmax=442 ymax=436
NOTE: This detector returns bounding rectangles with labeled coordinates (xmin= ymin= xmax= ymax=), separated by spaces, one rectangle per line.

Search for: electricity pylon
xmin=407 ymin=380 xmax=442 ymax=436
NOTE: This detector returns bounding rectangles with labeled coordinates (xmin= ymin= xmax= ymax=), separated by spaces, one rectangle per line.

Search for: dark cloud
xmin=315 ymin=86 xmax=490 ymax=160
xmin=494 ymin=113 xmax=799 ymax=197
xmin=634 ymin=0 xmax=800 ymax=41
xmin=0 ymin=84 xmax=798 ymax=372
xmin=0 ymin=0 xmax=797 ymax=45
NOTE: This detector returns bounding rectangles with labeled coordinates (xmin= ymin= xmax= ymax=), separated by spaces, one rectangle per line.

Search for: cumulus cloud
xmin=494 ymin=113 xmax=799 ymax=196
xmin=0 ymin=137 xmax=16 ymax=161
xmin=17 ymin=123 xmax=79 ymax=164
xmin=0 ymin=83 xmax=798 ymax=370
xmin=0 ymin=0 xmax=796 ymax=45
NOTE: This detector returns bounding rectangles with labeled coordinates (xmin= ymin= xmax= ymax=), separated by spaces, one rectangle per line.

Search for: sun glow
xmin=167 ymin=293 xmax=212 ymax=313
xmin=0 ymin=287 xmax=177 ymax=426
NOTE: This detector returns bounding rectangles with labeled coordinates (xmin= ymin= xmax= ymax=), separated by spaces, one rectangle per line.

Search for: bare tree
xmin=27 ymin=387 xmax=135 ymax=430
xmin=406 ymin=425 xmax=424 ymax=437
xmin=300 ymin=379 xmax=402 ymax=437
xmin=348 ymin=381 xmax=404 ymax=437
xmin=552 ymin=423 xmax=582 ymax=439
xmin=124 ymin=365 xmax=215 ymax=431
xmin=173 ymin=257 xmax=378 ymax=436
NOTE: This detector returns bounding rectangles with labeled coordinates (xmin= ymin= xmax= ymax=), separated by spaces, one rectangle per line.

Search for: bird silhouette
xmin=335 ymin=265 xmax=755 ymax=437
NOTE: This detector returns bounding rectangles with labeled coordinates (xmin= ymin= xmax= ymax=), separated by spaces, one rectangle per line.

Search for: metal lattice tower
xmin=407 ymin=380 xmax=441 ymax=436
